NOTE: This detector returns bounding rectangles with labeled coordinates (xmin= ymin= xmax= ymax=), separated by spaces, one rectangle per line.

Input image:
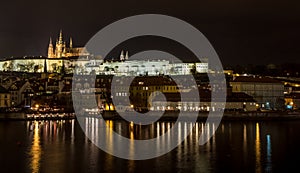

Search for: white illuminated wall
xmin=0 ymin=57 xmax=209 ymax=76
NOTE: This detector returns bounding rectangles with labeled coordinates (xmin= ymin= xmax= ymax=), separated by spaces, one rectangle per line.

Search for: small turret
xmin=63 ymin=42 xmax=66 ymax=55
xmin=125 ymin=51 xmax=129 ymax=60
xmin=120 ymin=50 xmax=124 ymax=61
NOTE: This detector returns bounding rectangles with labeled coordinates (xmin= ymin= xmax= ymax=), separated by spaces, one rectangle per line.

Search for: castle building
xmin=47 ymin=30 xmax=89 ymax=58
xmin=0 ymin=30 xmax=209 ymax=75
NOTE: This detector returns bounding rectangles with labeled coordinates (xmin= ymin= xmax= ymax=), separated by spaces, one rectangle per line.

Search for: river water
xmin=1 ymin=118 xmax=300 ymax=173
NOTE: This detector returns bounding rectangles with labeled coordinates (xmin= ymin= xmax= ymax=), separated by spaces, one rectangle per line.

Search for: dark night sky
xmin=0 ymin=0 xmax=299 ymax=66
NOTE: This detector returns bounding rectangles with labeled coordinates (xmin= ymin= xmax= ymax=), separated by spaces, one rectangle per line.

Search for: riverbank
xmin=99 ymin=110 xmax=300 ymax=122
xmin=1 ymin=111 xmax=300 ymax=121
xmin=222 ymin=111 xmax=300 ymax=121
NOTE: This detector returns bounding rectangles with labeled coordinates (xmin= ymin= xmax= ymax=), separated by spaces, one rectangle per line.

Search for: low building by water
xmin=231 ymin=76 xmax=284 ymax=110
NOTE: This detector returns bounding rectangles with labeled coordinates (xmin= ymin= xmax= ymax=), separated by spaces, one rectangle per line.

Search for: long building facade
xmin=230 ymin=76 xmax=284 ymax=110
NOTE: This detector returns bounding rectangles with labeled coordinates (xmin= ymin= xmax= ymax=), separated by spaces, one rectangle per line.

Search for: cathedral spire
xmin=49 ymin=37 xmax=53 ymax=45
xmin=48 ymin=37 xmax=54 ymax=58
xmin=58 ymin=29 xmax=63 ymax=44
xmin=69 ymin=37 xmax=73 ymax=48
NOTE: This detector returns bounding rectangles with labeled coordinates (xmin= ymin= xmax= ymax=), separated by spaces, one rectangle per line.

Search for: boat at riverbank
xmin=25 ymin=112 xmax=75 ymax=120
xmin=0 ymin=112 xmax=75 ymax=121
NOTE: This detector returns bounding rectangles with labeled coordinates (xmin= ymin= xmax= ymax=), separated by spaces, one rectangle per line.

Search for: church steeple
xmin=48 ymin=37 xmax=54 ymax=58
xmin=55 ymin=30 xmax=64 ymax=58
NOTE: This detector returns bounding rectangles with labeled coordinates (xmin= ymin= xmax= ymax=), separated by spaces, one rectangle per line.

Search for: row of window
xmin=0 ymin=95 xmax=9 ymax=99
xmin=133 ymin=86 xmax=178 ymax=91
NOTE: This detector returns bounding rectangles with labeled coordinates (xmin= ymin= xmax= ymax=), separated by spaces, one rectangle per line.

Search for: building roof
xmin=227 ymin=92 xmax=256 ymax=102
xmin=61 ymin=84 xmax=72 ymax=92
xmin=31 ymin=83 xmax=45 ymax=93
xmin=151 ymin=89 xmax=255 ymax=103
xmin=47 ymin=79 xmax=59 ymax=86
xmin=0 ymin=85 xmax=9 ymax=93
xmin=130 ymin=76 xmax=177 ymax=86
xmin=285 ymin=93 xmax=300 ymax=99
xmin=232 ymin=76 xmax=282 ymax=84
xmin=8 ymin=80 xmax=27 ymax=91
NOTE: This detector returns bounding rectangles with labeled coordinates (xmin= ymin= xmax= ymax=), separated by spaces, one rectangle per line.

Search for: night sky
xmin=0 ymin=0 xmax=299 ymax=66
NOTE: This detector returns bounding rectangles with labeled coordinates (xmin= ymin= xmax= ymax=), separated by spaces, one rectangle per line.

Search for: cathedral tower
xmin=55 ymin=30 xmax=64 ymax=58
xmin=47 ymin=30 xmax=90 ymax=58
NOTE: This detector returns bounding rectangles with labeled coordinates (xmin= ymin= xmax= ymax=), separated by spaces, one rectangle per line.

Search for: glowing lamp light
xmin=109 ymin=103 xmax=115 ymax=111
xmin=105 ymin=104 xmax=110 ymax=111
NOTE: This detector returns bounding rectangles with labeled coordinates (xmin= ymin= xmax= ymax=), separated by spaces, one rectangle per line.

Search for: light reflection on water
xmin=29 ymin=121 xmax=41 ymax=173
xmin=3 ymin=118 xmax=300 ymax=172
xmin=255 ymin=123 xmax=262 ymax=173
xmin=266 ymin=134 xmax=272 ymax=173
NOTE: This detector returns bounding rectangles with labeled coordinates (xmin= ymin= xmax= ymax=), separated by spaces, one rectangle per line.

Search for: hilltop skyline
xmin=0 ymin=0 xmax=299 ymax=66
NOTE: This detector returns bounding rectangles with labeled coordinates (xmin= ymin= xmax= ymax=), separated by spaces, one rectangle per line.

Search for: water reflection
xmin=243 ymin=123 xmax=248 ymax=166
xmin=265 ymin=134 xmax=272 ymax=172
xmin=81 ymin=117 xmax=216 ymax=171
xmin=8 ymin=118 xmax=287 ymax=172
xmin=29 ymin=121 xmax=41 ymax=173
xmin=255 ymin=123 xmax=262 ymax=173
xmin=26 ymin=120 xmax=75 ymax=172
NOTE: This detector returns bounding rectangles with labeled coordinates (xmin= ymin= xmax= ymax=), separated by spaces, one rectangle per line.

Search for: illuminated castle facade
xmin=0 ymin=31 xmax=210 ymax=75
xmin=47 ymin=30 xmax=89 ymax=58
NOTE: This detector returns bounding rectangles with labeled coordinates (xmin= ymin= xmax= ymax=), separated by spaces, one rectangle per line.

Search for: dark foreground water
xmin=1 ymin=118 xmax=300 ymax=173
